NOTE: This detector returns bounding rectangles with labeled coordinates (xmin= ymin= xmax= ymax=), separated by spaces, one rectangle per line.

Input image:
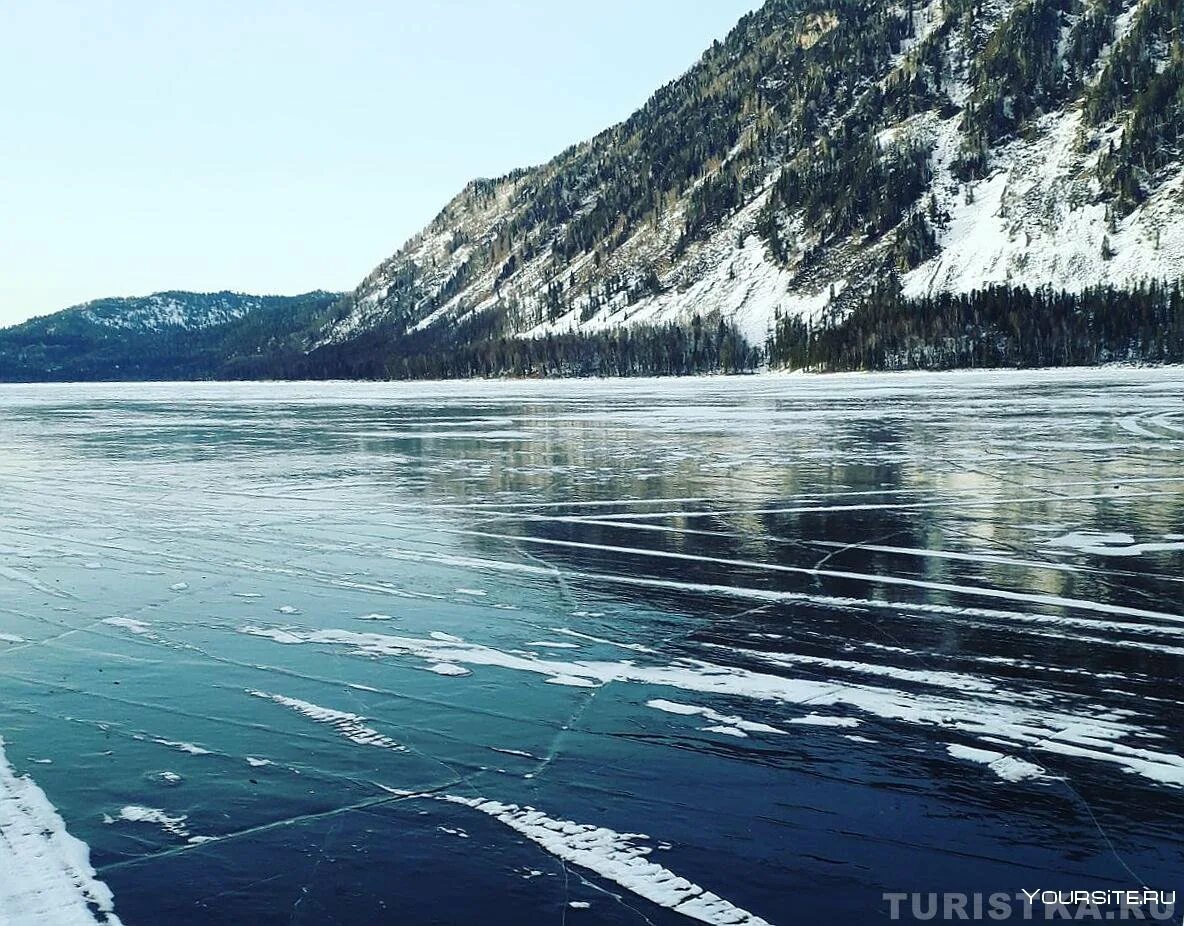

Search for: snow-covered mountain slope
xmin=319 ymin=0 xmax=1184 ymax=358
xmin=901 ymin=107 xmax=1184 ymax=300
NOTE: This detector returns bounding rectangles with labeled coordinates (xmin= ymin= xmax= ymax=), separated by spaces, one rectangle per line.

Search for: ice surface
xmin=238 ymin=622 xmax=1184 ymax=787
xmin=0 ymin=371 xmax=1181 ymax=924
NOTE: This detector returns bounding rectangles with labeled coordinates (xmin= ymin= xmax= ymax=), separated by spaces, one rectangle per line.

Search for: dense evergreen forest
xmin=769 ymin=279 xmax=1184 ymax=371
xmin=299 ymin=312 xmax=760 ymax=379
xmin=326 ymin=280 xmax=1184 ymax=379
xmin=5 ymin=280 xmax=1179 ymax=382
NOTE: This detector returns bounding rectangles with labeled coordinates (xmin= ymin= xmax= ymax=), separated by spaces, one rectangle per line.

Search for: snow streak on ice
xmin=0 ymin=739 xmax=122 ymax=925
xmin=439 ymin=795 xmax=773 ymax=926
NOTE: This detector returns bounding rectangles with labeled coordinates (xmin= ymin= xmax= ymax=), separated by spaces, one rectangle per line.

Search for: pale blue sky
xmin=0 ymin=1 xmax=761 ymax=326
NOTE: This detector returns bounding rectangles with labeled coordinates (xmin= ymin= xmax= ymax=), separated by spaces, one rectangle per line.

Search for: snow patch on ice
xmin=112 ymin=805 xmax=195 ymax=841
xmin=946 ymin=744 xmax=1047 ymax=783
xmin=428 ymin=663 xmax=471 ymax=677
xmin=152 ymin=738 xmax=211 ymax=756
xmin=788 ymin=714 xmax=861 ymax=728
xmin=1045 ymin=531 xmax=1184 ymax=557
xmin=102 ymin=617 xmax=153 ymax=636
xmin=545 ymin=675 xmax=600 ymax=688
xmin=647 ymin=699 xmax=786 ymax=736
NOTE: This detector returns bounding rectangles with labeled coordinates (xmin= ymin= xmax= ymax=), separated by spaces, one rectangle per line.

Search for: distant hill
xmin=0 ymin=291 xmax=340 ymax=381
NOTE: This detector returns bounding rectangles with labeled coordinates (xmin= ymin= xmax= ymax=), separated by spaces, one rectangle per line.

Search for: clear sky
xmin=0 ymin=0 xmax=762 ymax=326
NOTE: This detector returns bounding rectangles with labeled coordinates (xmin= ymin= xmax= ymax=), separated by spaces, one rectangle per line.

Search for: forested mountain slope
xmin=309 ymin=0 xmax=1183 ymax=375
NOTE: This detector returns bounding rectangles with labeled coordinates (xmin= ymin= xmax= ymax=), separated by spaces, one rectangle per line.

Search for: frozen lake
xmin=0 ymin=370 xmax=1181 ymax=925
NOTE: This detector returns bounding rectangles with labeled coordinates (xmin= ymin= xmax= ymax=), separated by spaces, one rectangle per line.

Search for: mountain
xmin=3 ymin=0 xmax=1182 ymax=381
xmin=302 ymin=0 xmax=1182 ymax=376
xmin=0 ymin=291 xmax=340 ymax=381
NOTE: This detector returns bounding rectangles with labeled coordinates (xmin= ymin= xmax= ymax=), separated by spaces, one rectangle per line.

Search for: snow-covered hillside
xmin=73 ymin=292 xmax=265 ymax=333
xmin=902 ymin=108 xmax=1184 ymax=300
